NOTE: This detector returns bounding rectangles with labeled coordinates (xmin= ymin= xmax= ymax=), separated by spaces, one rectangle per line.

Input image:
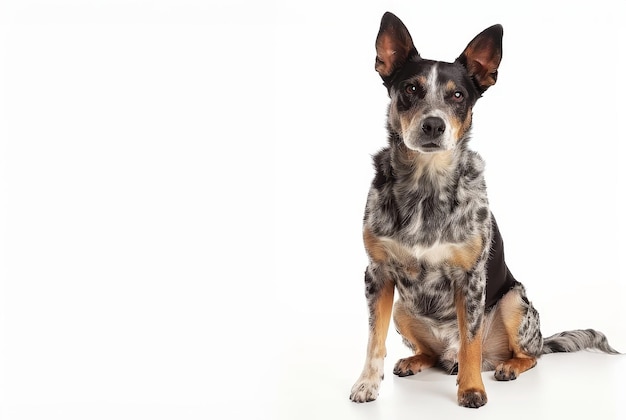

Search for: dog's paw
xmin=494 ymin=357 xmax=537 ymax=381
xmin=349 ymin=378 xmax=380 ymax=403
xmin=494 ymin=363 xmax=517 ymax=381
xmin=458 ymin=388 xmax=488 ymax=408
xmin=393 ymin=354 xmax=435 ymax=377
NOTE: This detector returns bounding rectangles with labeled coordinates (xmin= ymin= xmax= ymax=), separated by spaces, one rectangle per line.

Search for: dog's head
xmin=375 ymin=12 xmax=502 ymax=154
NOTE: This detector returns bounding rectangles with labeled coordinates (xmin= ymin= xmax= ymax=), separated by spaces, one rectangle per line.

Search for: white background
xmin=1 ymin=1 xmax=625 ymax=419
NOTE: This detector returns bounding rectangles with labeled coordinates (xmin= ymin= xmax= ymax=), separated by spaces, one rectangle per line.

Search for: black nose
xmin=421 ymin=116 xmax=446 ymax=139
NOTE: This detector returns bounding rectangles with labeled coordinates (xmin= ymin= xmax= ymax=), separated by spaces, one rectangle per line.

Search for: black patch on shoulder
xmin=485 ymin=214 xmax=519 ymax=309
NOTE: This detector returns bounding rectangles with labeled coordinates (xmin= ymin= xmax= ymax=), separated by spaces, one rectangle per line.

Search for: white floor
xmin=273 ymin=325 xmax=626 ymax=420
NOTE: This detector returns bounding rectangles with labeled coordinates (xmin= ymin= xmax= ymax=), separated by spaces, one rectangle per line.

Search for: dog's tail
xmin=541 ymin=329 xmax=620 ymax=355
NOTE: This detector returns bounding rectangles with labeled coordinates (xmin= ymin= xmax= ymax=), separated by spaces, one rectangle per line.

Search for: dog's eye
xmin=452 ymin=91 xmax=464 ymax=102
xmin=405 ymin=84 xmax=418 ymax=94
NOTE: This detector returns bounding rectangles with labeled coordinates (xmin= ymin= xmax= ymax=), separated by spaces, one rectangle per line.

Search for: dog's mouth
xmin=403 ymin=129 xmax=450 ymax=153
xmin=405 ymin=139 xmax=444 ymax=154
xmin=417 ymin=141 xmax=443 ymax=153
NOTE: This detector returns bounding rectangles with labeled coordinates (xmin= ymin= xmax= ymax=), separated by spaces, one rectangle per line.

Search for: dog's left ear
xmin=457 ymin=24 xmax=503 ymax=92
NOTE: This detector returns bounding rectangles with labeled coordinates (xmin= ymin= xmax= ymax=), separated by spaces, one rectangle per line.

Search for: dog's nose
xmin=421 ymin=117 xmax=446 ymax=139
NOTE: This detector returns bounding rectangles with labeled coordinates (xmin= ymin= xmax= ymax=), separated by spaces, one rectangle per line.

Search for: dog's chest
xmin=397 ymin=188 xmax=452 ymax=241
xmin=367 ymin=148 xmax=487 ymax=248
xmin=390 ymin=182 xmax=473 ymax=251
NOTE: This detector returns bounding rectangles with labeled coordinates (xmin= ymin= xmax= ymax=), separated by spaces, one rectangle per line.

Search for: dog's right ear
xmin=375 ymin=12 xmax=419 ymax=80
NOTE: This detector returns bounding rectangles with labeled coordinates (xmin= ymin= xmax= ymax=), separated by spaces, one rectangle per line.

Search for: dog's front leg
xmin=350 ymin=266 xmax=395 ymax=403
xmin=454 ymin=271 xmax=487 ymax=408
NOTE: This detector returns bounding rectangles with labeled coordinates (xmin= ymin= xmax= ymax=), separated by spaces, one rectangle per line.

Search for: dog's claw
xmin=393 ymin=368 xmax=414 ymax=377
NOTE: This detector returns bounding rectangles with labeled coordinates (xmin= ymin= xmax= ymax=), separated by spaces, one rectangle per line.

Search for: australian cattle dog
xmin=349 ymin=12 xmax=619 ymax=408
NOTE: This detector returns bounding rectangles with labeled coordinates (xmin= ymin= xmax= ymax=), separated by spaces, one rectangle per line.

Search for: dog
xmin=349 ymin=12 xmax=619 ymax=408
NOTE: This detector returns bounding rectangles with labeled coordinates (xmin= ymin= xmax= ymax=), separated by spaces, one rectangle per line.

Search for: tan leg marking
xmin=392 ymin=304 xmax=439 ymax=376
xmin=350 ymin=280 xmax=395 ymax=402
xmin=455 ymin=292 xmax=487 ymax=408
xmin=494 ymin=291 xmax=537 ymax=381
xmin=369 ymin=280 xmax=395 ymax=359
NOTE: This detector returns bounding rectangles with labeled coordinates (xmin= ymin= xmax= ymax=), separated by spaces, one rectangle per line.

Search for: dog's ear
xmin=375 ymin=12 xmax=419 ymax=79
xmin=457 ymin=24 xmax=503 ymax=92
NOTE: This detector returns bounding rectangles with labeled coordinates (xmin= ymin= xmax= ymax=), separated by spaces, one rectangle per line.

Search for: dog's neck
xmin=390 ymin=133 xmax=467 ymax=192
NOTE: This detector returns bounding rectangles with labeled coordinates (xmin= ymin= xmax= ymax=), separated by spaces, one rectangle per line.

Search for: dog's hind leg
xmin=494 ymin=284 xmax=543 ymax=381
xmin=392 ymin=302 xmax=438 ymax=377
xmin=350 ymin=266 xmax=395 ymax=403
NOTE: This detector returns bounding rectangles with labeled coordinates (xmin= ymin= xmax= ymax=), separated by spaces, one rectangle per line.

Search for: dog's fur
xmin=349 ymin=12 xmax=618 ymax=408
